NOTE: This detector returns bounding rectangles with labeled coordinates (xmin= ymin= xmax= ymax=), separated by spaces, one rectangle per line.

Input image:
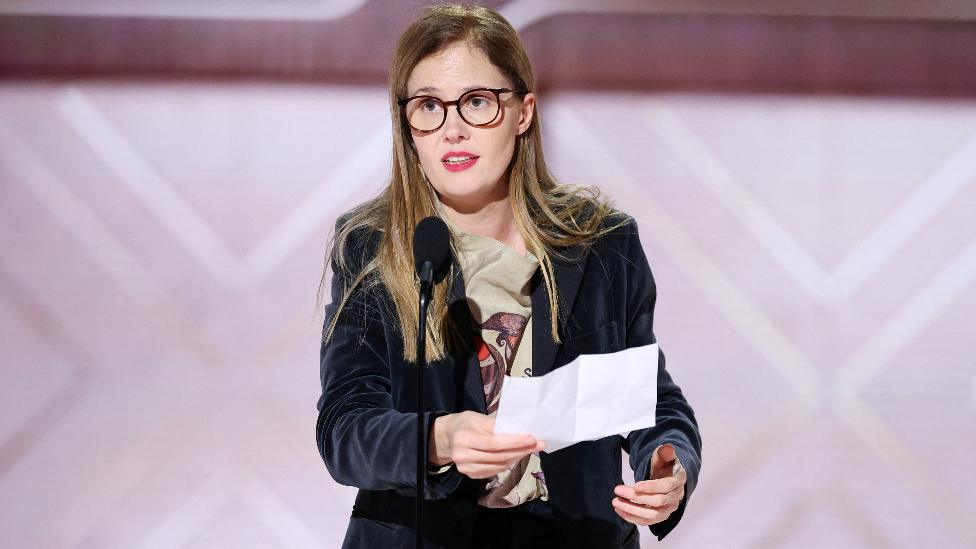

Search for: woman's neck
xmin=439 ymin=193 xmax=527 ymax=256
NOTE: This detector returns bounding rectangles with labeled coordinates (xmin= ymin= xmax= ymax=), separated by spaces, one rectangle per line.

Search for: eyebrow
xmin=407 ymin=85 xmax=492 ymax=97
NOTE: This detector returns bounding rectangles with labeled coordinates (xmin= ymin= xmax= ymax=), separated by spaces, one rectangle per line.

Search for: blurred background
xmin=2 ymin=1 xmax=976 ymax=547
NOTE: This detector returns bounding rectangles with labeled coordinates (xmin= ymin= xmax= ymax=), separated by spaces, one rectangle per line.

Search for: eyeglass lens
xmin=404 ymin=90 xmax=501 ymax=132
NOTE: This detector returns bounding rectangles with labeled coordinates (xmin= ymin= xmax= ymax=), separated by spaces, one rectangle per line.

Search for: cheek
xmin=413 ymin=137 xmax=438 ymax=167
xmin=498 ymin=115 xmax=522 ymax=156
xmin=490 ymin=132 xmax=517 ymax=168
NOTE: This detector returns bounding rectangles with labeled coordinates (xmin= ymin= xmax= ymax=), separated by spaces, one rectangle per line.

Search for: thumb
xmin=650 ymin=444 xmax=678 ymax=480
xmin=652 ymin=444 xmax=677 ymax=469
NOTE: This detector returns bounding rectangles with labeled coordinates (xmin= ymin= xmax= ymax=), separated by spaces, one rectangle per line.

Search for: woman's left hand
xmin=611 ymin=443 xmax=687 ymax=526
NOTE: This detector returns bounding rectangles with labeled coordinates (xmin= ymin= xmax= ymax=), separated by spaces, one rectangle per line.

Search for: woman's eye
xmin=420 ymin=100 xmax=442 ymax=112
xmin=465 ymin=95 xmax=490 ymax=109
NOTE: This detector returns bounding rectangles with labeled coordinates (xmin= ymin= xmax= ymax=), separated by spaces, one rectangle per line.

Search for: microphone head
xmin=413 ymin=216 xmax=452 ymax=284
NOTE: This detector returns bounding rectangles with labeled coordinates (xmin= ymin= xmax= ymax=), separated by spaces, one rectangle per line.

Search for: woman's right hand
xmin=429 ymin=411 xmax=545 ymax=479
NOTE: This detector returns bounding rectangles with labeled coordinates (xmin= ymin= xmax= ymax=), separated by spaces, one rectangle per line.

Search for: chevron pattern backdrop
xmin=2 ymin=2 xmax=976 ymax=548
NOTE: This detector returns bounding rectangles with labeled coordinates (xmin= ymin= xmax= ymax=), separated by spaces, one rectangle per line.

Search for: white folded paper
xmin=494 ymin=343 xmax=659 ymax=452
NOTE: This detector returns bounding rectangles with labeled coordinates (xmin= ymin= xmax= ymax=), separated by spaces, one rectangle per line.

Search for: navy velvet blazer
xmin=316 ymin=214 xmax=702 ymax=549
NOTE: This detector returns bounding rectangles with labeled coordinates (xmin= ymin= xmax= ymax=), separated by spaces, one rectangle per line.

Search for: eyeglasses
xmin=397 ymin=87 xmax=529 ymax=133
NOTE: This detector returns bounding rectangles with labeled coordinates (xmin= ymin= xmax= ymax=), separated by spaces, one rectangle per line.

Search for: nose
xmin=441 ymin=105 xmax=469 ymax=143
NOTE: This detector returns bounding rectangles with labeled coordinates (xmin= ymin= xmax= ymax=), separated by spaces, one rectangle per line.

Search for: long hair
xmin=318 ymin=3 xmax=625 ymax=363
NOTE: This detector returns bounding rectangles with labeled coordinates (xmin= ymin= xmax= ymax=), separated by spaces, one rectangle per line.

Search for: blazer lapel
xmin=531 ymin=245 xmax=590 ymax=377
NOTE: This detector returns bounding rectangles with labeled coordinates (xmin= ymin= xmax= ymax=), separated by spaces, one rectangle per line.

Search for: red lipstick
xmin=441 ymin=151 xmax=479 ymax=172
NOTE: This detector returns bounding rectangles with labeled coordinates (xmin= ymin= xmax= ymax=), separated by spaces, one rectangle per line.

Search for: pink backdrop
xmin=2 ymin=2 xmax=976 ymax=548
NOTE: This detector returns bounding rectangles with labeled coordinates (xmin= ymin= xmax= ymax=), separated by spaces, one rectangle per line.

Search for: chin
xmin=435 ymin=184 xmax=503 ymax=210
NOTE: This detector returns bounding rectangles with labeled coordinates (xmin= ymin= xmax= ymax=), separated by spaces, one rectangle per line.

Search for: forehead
xmin=406 ymin=42 xmax=510 ymax=96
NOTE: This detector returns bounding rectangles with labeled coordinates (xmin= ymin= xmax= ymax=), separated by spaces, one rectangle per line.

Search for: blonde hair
xmin=318 ymin=3 xmax=625 ymax=362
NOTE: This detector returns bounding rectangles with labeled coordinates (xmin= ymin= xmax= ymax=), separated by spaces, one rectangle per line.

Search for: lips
xmin=441 ymin=150 xmax=479 ymax=172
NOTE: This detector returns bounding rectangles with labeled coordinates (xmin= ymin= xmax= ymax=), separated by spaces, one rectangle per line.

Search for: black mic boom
xmin=410 ymin=214 xmax=451 ymax=549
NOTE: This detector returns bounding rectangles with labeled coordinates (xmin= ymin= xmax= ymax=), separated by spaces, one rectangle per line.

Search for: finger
xmin=611 ymin=497 xmax=672 ymax=525
xmin=462 ymin=431 xmax=538 ymax=452
xmin=654 ymin=443 xmax=677 ymax=464
xmin=458 ymin=456 xmax=544 ymax=479
xmin=613 ymin=484 xmax=637 ymax=501
xmin=614 ymin=496 xmax=679 ymax=518
xmin=623 ymin=491 xmax=675 ymax=508
xmin=613 ymin=505 xmax=648 ymax=527
xmin=455 ymin=445 xmax=539 ymax=466
xmin=613 ymin=504 xmax=656 ymax=527
xmin=633 ymin=476 xmax=682 ymax=495
xmin=614 ymin=502 xmax=678 ymax=527
xmin=614 ymin=484 xmax=653 ymax=501
xmin=651 ymin=447 xmax=678 ymax=480
xmin=614 ymin=484 xmax=680 ymax=508
xmin=615 ymin=481 xmax=676 ymax=500
xmin=618 ymin=494 xmax=683 ymax=515
xmin=454 ymin=439 xmax=545 ymax=469
xmin=468 ymin=437 xmax=540 ymax=456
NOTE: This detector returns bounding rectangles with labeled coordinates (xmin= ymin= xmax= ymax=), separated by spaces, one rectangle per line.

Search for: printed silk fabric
xmin=454 ymin=226 xmax=549 ymax=508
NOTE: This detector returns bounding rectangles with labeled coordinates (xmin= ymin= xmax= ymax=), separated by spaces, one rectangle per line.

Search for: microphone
xmin=410 ymin=215 xmax=451 ymax=549
xmin=413 ymin=216 xmax=451 ymax=286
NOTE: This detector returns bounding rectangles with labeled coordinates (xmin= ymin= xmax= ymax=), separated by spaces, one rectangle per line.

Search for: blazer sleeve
xmin=315 ymin=226 xmax=463 ymax=499
xmin=618 ymin=219 xmax=703 ymax=540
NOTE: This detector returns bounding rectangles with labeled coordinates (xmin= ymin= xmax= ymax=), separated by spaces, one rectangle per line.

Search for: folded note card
xmin=494 ymin=344 xmax=659 ymax=452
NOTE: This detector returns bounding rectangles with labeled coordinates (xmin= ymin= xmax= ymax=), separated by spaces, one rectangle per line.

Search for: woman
xmin=316 ymin=4 xmax=701 ymax=548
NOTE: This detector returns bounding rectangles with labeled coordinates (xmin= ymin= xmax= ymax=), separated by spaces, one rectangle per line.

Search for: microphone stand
xmin=416 ymin=260 xmax=434 ymax=549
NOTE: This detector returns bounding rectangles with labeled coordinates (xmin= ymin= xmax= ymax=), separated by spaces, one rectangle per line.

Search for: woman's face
xmin=405 ymin=41 xmax=535 ymax=211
